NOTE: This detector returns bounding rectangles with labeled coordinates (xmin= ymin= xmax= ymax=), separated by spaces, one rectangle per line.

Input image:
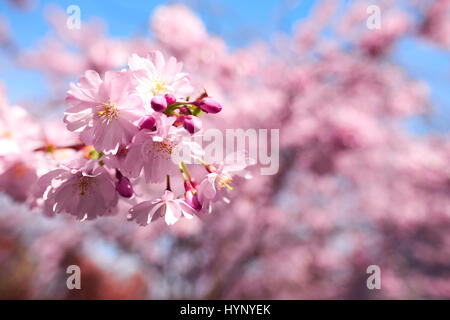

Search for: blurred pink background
xmin=0 ymin=0 xmax=450 ymax=299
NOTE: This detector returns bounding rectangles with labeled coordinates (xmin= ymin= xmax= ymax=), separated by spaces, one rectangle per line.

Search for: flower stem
xmin=166 ymin=174 xmax=171 ymax=191
xmin=180 ymin=161 xmax=192 ymax=180
xmin=178 ymin=163 xmax=188 ymax=182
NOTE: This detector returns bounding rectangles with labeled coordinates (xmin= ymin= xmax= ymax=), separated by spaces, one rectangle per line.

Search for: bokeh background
xmin=0 ymin=0 xmax=449 ymax=299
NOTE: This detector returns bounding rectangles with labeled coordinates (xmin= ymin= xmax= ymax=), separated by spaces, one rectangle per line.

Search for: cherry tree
xmin=0 ymin=1 xmax=449 ymax=299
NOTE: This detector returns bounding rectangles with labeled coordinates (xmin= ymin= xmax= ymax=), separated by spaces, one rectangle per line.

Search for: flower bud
xmin=140 ymin=115 xmax=156 ymax=130
xmin=193 ymin=97 xmax=222 ymax=114
xmin=204 ymin=163 xmax=218 ymax=173
xmin=173 ymin=116 xmax=183 ymax=127
xmin=185 ymin=191 xmax=202 ymax=211
xmin=151 ymin=95 xmax=167 ymax=112
xmin=116 ymin=175 xmax=133 ymax=198
xmin=184 ymin=181 xmax=202 ymax=211
xmin=182 ymin=116 xmax=202 ymax=134
xmin=179 ymin=106 xmax=191 ymax=115
xmin=164 ymin=93 xmax=176 ymax=105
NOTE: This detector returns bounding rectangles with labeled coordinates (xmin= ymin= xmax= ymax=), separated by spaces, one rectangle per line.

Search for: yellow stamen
xmin=97 ymin=101 xmax=119 ymax=123
xmin=224 ymin=183 xmax=233 ymax=191
xmin=151 ymin=78 xmax=169 ymax=95
xmin=216 ymin=173 xmax=234 ymax=191
xmin=83 ymin=145 xmax=95 ymax=159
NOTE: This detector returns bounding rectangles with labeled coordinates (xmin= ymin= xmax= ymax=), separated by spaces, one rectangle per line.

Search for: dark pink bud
xmin=194 ymin=97 xmax=222 ymax=114
xmin=151 ymin=96 xmax=167 ymax=112
xmin=185 ymin=190 xmax=202 ymax=211
xmin=182 ymin=116 xmax=202 ymax=134
xmin=186 ymin=175 xmax=199 ymax=189
xmin=204 ymin=163 xmax=218 ymax=173
xmin=140 ymin=115 xmax=156 ymax=130
xmin=173 ymin=116 xmax=183 ymax=127
xmin=116 ymin=176 xmax=133 ymax=198
xmin=164 ymin=93 xmax=176 ymax=105
xmin=179 ymin=106 xmax=191 ymax=115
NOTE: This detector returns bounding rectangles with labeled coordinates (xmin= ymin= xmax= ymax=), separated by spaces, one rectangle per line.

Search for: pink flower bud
xmin=164 ymin=93 xmax=176 ymax=105
xmin=193 ymin=97 xmax=222 ymax=113
xmin=182 ymin=115 xmax=202 ymax=134
xmin=185 ymin=190 xmax=202 ymax=211
xmin=140 ymin=115 xmax=156 ymax=130
xmin=188 ymin=193 xmax=202 ymax=211
xmin=151 ymin=95 xmax=167 ymax=112
xmin=179 ymin=106 xmax=191 ymax=114
xmin=204 ymin=163 xmax=218 ymax=173
xmin=116 ymin=176 xmax=133 ymax=198
xmin=183 ymin=181 xmax=202 ymax=211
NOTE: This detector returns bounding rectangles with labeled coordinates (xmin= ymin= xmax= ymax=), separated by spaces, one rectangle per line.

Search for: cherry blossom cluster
xmin=37 ymin=51 xmax=250 ymax=226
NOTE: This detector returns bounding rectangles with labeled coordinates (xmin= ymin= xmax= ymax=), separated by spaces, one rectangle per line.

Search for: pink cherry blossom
xmin=0 ymin=104 xmax=41 ymax=156
xmin=151 ymin=4 xmax=208 ymax=54
xmin=64 ymin=70 xmax=145 ymax=154
xmin=420 ymin=0 xmax=450 ymax=49
xmin=128 ymin=190 xmax=195 ymax=226
xmin=198 ymin=154 xmax=253 ymax=213
xmin=37 ymin=160 xmax=118 ymax=220
xmin=128 ymin=51 xmax=193 ymax=107
xmin=124 ymin=113 xmax=201 ymax=183
xmin=0 ymin=159 xmax=38 ymax=203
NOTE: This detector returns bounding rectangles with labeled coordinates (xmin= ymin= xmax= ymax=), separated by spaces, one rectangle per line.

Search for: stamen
xmin=75 ymin=176 xmax=94 ymax=196
xmin=154 ymin=139 xmax=174 ymax=156
xmin=151 ymin=78 xmax=169 ymax=95
xmin=216 ymin=173 xmax=234 ymax=191
xmin=97 ymin=101 xmax=119 ymax=124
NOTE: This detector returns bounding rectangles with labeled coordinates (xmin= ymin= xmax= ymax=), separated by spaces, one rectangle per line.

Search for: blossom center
xmin=97 ymin=101 xmax=119 ymax=123
xmin=154 ymin=139 xmax=174 ymax=155
xmin=151 ymin=78 xmax=170 ymax=95
xmin=117 ymin=146 xmax=129 ymax=159
xmin=216 ymin=173 xmax=234 ymax=191
xmin=75 ymin=176 xmax=94 ymax=196
xmin=12 ymin=162 xmax=27 ymax=178
xmin=143 ymin=138 xmax=175 ymax=161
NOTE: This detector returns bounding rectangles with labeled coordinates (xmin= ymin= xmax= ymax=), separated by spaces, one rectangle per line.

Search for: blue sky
xmin=1 ymin=0 xmax=316 ymax=48
xmin=0 ymin=0 xmax=448 ymax=133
